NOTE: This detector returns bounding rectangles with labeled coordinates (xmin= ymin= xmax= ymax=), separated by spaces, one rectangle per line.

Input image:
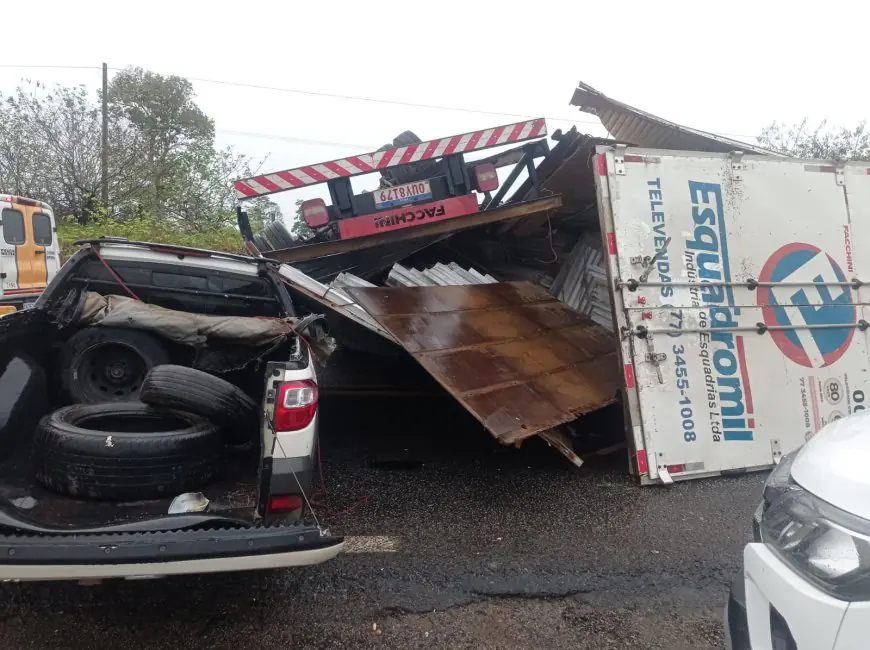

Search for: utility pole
xmin=101 ymin=62 xmax=109 ymax=206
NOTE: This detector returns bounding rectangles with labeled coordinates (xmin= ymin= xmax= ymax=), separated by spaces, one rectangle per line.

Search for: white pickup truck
xmin=0 ymin=239 xmax=342 ymax=581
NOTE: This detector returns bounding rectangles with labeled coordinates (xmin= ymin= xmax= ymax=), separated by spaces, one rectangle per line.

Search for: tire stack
xmin=35 ymin=363 xmax=258 ymax=501
xmin=254 ymin=221 xmax=295 ymax=253
xmin=377 ymin=130 xmax=437 ymax=186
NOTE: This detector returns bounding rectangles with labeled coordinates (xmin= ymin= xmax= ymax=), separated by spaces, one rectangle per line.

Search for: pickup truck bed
xmin=0 ymin=439 xmax=260 ymax=529
xmin=0 ymin=240 xmax=343 ymax=580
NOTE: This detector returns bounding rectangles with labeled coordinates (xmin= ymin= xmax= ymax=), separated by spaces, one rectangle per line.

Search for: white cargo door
xmin=595 ymin=148 xmax=869 ymax=483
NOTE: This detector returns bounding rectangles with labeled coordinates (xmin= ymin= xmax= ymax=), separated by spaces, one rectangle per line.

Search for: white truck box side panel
xmin=592 ymin=159 xmax=658 ymax=480
xmin=599 ymin=148 xmax=869 ymax=482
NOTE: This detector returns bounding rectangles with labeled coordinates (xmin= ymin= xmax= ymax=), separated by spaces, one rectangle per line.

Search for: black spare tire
xmin=61 ymin=327 xmax=171 ymax=404
xmin=140 ymin=365 xmax=258 ymax=445
xmin=34 ymin=402 xmax=222 ymax=501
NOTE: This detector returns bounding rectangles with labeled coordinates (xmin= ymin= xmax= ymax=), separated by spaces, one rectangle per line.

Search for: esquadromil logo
xmin=758 ymin=243 xmax=856 ymax=368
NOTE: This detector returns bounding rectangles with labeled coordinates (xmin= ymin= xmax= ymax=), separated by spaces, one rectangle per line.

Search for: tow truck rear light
xmin=274 ymin=380 xmax=319 ymax=431
xmin=301 ymin=199 xmax=329 ymax=228
xmin=474 ymin=163 xmax=499 ymax=192
xmin=268 ymin=494 xmax=303 ymax=513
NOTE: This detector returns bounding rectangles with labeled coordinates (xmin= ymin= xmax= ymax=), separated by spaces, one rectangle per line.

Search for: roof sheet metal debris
xmin=539 ymin=427 xmax=584 ymax=468
xmin=570 ymin=81 xmax=782 ymax=156
xmin=497 ymin=129 xmax=614 ymax=240
xmin=346 ymin=282 xmax=620 ymax=444
xmin=330 ymin=271 xmax=377 ymax=293
xmin=550 ymin=235 xmax=613 ymax=330
xmin=278 ymin=265 xmax=395 ymax=342
xmin=290 ymin=239 xmax=440 ymax=283
xmin=387 ymin=263 xmax=497 ymax=288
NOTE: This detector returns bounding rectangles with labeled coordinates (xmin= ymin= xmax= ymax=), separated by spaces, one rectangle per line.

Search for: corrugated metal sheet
xmin=345 ymin=282 xmax=620 ymax=444
xmin=570 ymin=81 xmax=783 ymax=156
xmin=550 ymin=235 xmax=613 ymax=330
xmin=278 ymin=265 xmax=395 ymax=341
xmin=387 ymin=263 xmax=497 ymax=287
xmin=330 ymin=271 xmax=377 ymax=292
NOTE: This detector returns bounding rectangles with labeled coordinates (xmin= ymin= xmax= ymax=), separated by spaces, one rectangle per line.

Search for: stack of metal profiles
xmin=549 ymin=234 xmax=613 ymax=330
xmin=386 ymin=263 xmax=496 ymax=287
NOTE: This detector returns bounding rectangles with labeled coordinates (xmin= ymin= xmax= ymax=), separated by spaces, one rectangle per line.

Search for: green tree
xmin=0 ymin=82 xmax=140 ymax=221
xmin=0 ymin=68 xmax=282 ymax=245
xmin=106 ymin=67 xmax=215 ymax=220
xmin=758 ymin=119 xmax=870 ymax=160
xmin=289 ymin=198 xmax=315 ymax=240
xmin=246 ymin=196 xmax=283 ymax=234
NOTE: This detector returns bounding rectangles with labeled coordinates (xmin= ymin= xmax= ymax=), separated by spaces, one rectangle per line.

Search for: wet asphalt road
xmin=0 ymin=396 xmax=763 ymax=649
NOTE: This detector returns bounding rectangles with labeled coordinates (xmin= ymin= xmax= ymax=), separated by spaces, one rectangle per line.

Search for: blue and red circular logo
xmin=757 ymin=243 xmax=855 ymax=368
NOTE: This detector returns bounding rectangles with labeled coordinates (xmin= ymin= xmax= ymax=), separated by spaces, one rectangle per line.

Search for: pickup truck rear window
xmin=2 ymin=209 xmax=25 ymax=245
xmin=72 ymin=259 xmax=282 ymax=317
xmin=77 ymin=262 xmax=271 ymax=295
xmin=152 ymin=271 xmax=210 ymax=291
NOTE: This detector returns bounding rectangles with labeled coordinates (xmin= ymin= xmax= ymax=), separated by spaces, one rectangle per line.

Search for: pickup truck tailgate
xmin=0 ymin=521 xmax=343 ymax=581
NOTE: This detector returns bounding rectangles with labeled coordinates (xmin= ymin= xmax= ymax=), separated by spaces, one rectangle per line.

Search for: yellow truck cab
xmin=0 ymin=195 xmax=60 ymax=315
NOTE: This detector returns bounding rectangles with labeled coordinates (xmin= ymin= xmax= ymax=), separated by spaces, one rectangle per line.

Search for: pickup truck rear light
xmin=301 ymin=199 xmax=329 ymax=228
xmin=274 ymin=380 xmax=318 ymax=431
xmin=268 ymin=494 xmax=303 ymax=513
xmin=474 ymin=163 xmax=499 ymax=192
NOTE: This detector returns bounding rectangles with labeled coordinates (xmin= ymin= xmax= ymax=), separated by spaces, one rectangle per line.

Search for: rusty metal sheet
xmin=345 ymin=282 xmax=620 ymax=444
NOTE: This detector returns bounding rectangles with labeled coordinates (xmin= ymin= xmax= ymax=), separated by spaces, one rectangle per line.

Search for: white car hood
xmin=791 ymin=411 xmax=870 ymax=520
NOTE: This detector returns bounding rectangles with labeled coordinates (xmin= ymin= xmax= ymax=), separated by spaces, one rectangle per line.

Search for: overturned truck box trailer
xmin=239 ymin=117 xmax=868 ymax=484
xmin=280 ymin=148 xmax=869 ymax=485
xmin=594 ymin=147 xmax=869 ymax=484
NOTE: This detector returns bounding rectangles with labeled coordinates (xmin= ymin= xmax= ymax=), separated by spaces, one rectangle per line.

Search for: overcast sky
xmin=4 ymin=0 xmax=869 ymax=217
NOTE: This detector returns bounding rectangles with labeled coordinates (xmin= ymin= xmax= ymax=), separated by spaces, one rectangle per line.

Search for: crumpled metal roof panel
xmin=570 ymin=81 xmax=783 ymax=156
xmin=386 ymin=262 xmax=497 ymax=288
xmin=346 ymin=282 xmax=620 ymax=444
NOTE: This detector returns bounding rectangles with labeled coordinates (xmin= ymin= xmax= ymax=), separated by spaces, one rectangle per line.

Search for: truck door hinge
xmin=643 ymin=338 xmax=666 ymax=384
xmin=770 ymin=439 xmax=782 ymax=464
xmin=613 ymin=144 xmax=627 ymax=176
xmin=836 ymin=164 xmax=846 ymax=186
xmin=729 ymin=151 xmax=744 ymax=181
xmin=657 ymin=457 xmax=674 ymax=485
xmin=637 ymin=237 xmax=671 ymax=284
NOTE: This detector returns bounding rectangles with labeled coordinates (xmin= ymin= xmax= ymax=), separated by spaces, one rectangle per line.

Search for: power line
xmin=1 ymin=63 xmax=763 ymax=141
xmin=215 ymin=128 xmax=378 ymax=150
xmin=105 ymin=66 xmax=604 ymax=127
xmin=0 ymin=64 xmax=100 ymax=70
xmin=112 ymin=68 xmax=763 ymax=139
